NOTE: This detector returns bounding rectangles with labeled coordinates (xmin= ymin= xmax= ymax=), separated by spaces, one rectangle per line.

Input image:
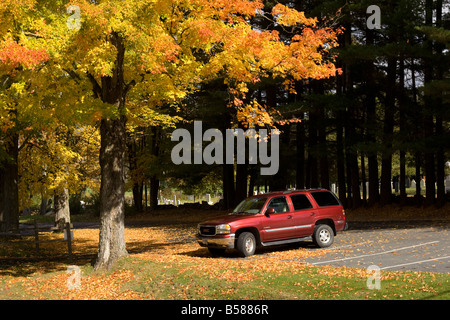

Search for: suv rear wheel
xmin=312 ymin=224 xmax=334 ymax=248
xmin=236 ymin=232 xmax=256 ymax=257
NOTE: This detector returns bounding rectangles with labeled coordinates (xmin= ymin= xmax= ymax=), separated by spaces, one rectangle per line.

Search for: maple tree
xmin=1 ymin=0 xmax=340 ymax=269
xmin=0 ymin=0 xmax=51 ymax=232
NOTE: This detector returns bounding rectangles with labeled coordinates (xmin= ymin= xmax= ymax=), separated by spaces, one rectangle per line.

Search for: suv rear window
xmin=311 ymin=191 xmax=340 ymax=207
xmin=290 ymin=194 xmax=313 ymax=210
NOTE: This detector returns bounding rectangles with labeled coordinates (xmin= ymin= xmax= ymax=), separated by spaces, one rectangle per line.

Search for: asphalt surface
xmin=303 ymin=221 xmax=450 ymax=273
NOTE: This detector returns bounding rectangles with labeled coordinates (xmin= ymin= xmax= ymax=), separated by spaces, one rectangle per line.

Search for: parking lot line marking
xmin=327 ymin=241 xmax=374 ymax=250
xmin=380 ymin=255 xmax=450 ymax=270
xmin=311 ymin=240 xmax=440 ymax=265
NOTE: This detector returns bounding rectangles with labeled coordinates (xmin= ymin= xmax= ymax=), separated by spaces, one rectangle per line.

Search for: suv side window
xmin=290 ymin=194 xmax=313 ymax=210
xmin=267 ymin=196 xmax=289 ymax=213
xmin=311 ymin=191 xmax=340 ymax=207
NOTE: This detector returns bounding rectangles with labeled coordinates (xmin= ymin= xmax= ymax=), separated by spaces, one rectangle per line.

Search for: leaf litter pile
xmin=0 ymin=209 xmax=448 ymax=300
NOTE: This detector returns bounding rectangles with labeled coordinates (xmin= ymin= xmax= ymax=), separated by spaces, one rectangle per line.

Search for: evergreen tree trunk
xmin=235 ymin=163 xmax=248 ymax=204
xmin=380 ymin=58 xmax=397 ymax=206
xmin=365 ymin=26 xmax=379 ymax=206
xmin=127 ymin=135 xmax=144 ymax=212
xmin=308 ymin=107 xmax=319 ymax=189
xmin=296 ymin=121 xmax=305 ymax=190
xmin=149 ymin=126 xmax=160 ymax=211
xmin=423 ymin=0 xmax=435 ymax=206
xmin=435 ymin=0 xmax=445 ymax=207
xmin=223 ymin=163 xmax=235 ymax=209
xmin=149 ymin=176 xmax=159 ymax=210
xmin=317 ymin=84 xmax=329 ymax=190
xmin=399 ymin=56 xmax=407 ymax=206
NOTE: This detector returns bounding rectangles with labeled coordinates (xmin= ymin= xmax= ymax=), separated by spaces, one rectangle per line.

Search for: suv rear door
xmin=289 ymin=193 xmax=316 ymax=237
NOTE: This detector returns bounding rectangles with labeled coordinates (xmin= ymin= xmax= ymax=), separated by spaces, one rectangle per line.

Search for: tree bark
xmin=0 ymin=132 xmax=19 ymax=232
xmin=93 ymin=31 xmax=129 ymax=270
xmin=54 ymin=188 xmax=70 ymax=232
xmin=423 ymin=0 xmax=435 ymax=206
xmin=380 ymin=58 xmax=397 ymax=206
xmin=149 ymin=176 xmax=159 ymax=210
xmin=235 ymin=163 xmax=248 ymax=204
xmin=435 ymin=0 xmax=445 ymax=207
xmin=149 ymin=126 xmax=160 ymax=211
xmin=365 ymin=27 xmax=379 ymax=206
xmin=296 ymin=121 xmax=305 ymax=190
xmin=95 ymin=116 xmax=128 ymax=270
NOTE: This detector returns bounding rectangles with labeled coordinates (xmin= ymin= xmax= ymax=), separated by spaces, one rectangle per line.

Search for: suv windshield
xmin=232 ymin=197 xmax=268 ymax=214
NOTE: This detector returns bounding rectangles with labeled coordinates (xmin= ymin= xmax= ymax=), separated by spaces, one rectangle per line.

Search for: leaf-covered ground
xmin=0 ymin=208 xmax=448 ymax=300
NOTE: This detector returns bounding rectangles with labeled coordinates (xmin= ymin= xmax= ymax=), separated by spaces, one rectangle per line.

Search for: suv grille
xmin=199 ymin=226 xmax=216 ymax=236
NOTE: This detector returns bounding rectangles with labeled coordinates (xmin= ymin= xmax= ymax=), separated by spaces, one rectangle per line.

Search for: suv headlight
xmin=216 ymin=224 xmax=231 ymax=234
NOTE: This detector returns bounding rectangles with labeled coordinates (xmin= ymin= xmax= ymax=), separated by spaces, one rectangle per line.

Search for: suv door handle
xmin=310 ymin=212 xmax=315 ymax=216
xmin=287 ymin=215 xmax=293 ymax=219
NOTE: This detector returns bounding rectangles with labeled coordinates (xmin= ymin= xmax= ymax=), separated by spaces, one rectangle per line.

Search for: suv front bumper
xmin=197 ymin=234 xmax=235 ymax=249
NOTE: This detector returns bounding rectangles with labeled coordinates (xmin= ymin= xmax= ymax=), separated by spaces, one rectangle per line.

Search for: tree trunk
xmin=127 ymin=135 xmax=143 ymax=212
xmin=336 ymin=116 xmax=347 ymax=207
xmin=296 ymin=121 xmax=305 ymax=190
xmin=365 ymin=27 xmax=379 ymax=206
xmin=149 ymin=175 xmax=159 ymax=210
xmin=316 ymin=81 xmax=329 ymax=190
xmin=380 ymin=58 xmax=397 ymax=206
xmin=435 ymin=0 xmax=445 ymax=207
xmin=235 ymin=163 xmax=248 ymax=204
xmin=270 ymin=123 xmax=290 ymax=191
xmin=308 ymin=107 xmax=319 ymax=188
xmin=54 ymin=188 xmax=70 ymax=232
xmin=399 ymin=55 xmax=407 ymax=206
xmin=95 ymin=116 xmax=128 ymax=270
xmin=132 ymin=182 xmax=143 ymax=212
xmin=93 ymin=31 xmax=129 ymax=270
xmin=223 ymin=163 xmax=235 ymax=209
xmin=0 ymin=133 xmax=19 ymax=232
xmin=39 ymin=196 xmax=48 ymax=215
xmin=423 ymin=0 xmax=435 ymax=206
xmin=148 ymin=126 xmax=161 ymax=211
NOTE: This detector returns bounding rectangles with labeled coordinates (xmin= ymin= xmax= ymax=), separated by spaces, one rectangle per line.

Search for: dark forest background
xmin=127 ymin=0 xmax=449 ymax=211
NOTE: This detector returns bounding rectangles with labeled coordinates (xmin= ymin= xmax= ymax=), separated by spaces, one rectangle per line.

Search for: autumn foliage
xmin=0 ymin=0 xmax=341 ymax=269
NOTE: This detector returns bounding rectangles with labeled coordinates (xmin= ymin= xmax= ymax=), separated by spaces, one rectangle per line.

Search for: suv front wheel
xmin=312 ymin=224 xmax=334 ymax=248
xmin=236 ymin=232 xmax=256 ymax=257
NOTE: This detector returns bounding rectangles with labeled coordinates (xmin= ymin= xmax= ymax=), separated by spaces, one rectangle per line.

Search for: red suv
xmin=197 ymin=189 xmax=347 ymax=257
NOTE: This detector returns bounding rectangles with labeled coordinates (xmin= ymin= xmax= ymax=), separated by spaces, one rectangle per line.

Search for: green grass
xmin=114 ymin=256 xmax=449 ymax=300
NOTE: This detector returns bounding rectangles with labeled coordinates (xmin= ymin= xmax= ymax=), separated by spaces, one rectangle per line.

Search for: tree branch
xmin=86 ymin=73 xmax=102 ymax=99
xmin=23 ymin=32 xmax=45 ymax=39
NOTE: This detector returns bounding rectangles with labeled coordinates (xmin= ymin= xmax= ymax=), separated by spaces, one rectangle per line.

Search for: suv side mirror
xmin=265 ymin=208 xmax=275 ymax=216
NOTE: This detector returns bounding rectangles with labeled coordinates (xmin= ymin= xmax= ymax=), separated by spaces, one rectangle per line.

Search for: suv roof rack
xmin=282 ymin=188 xmax=327 ymax=194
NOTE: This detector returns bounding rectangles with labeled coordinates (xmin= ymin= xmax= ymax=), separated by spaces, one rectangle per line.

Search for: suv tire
xmin=236 ymin=232 xmax=256 ymax=257
xmin=312 ymin=224 xmax=334 ymax=248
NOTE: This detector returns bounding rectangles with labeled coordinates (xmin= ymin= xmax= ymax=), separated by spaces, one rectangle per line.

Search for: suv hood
xmin=199 ymin=213 xmax=257 ymax=225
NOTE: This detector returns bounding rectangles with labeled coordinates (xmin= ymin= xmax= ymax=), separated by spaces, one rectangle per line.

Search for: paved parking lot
xmin=304 ymin=221 xmax=450 ymax=273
